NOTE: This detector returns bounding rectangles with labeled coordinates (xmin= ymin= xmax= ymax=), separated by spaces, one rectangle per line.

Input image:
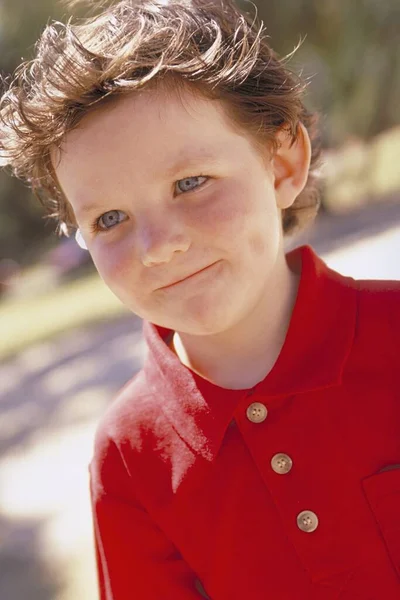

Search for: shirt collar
xmin=142 ymin=245 xmax=357 ymax=461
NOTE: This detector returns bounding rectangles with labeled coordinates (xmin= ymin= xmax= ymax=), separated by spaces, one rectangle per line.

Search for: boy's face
xmin=54 ymin=87 xmax=292 ymax=335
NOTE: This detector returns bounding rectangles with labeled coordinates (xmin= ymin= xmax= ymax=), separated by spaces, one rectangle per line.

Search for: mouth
xmin=157 ymin=261 xmax=220 ymax=290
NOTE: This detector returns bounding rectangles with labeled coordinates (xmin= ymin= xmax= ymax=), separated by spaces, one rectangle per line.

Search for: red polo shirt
xmin=89 ymin=245 xmax=400 ymax=600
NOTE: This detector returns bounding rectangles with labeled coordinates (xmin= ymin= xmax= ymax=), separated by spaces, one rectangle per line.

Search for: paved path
xmin=0 ymin=201 xmax=399 ymax=600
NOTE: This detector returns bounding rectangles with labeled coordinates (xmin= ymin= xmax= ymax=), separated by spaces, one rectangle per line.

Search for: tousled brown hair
xmin=0 ymin=0 xmax=322 ymax=235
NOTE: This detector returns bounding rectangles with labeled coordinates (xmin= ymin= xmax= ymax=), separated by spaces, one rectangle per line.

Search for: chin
xmin=168 ymin=303 xmax=237 ymax=336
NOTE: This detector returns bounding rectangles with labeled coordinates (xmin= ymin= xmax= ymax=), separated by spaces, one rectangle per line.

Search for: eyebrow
xmin=75 ymin=202 xmax=108 ymax=219
xmin=164 ymin=150 xmax=220 ymax=177
xmin=76 ymin=150 xmax=221 ymax=217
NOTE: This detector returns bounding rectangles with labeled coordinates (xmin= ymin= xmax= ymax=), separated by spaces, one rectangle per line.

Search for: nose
xmin=138 ymin=217 xmax=191 ymax=267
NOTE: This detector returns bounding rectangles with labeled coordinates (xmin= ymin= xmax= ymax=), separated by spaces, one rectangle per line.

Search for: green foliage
xmin=238 ymin=0 xmax=400 ymax=144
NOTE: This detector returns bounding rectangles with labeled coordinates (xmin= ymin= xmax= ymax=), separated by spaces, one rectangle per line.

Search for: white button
xmin=297 ymin=510 xmax=319 ymax=533
xmin=246 ymin=402 xmax=268 ymax=423
xmin=271 ymin=453 xmax=293 ymax=474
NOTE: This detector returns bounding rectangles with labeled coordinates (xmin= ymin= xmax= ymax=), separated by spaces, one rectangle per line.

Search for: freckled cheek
xmin=248 ymin=232 xmax=269 ymax=257
xmin=90 ymin=243 xmax=136 ymax=288
xmin=190 ymin=187 xmax=255 ymax=236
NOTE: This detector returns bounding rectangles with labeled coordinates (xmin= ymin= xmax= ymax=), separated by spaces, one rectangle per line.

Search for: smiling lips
xmin=157 ymin=261 xmax=220 ymax=290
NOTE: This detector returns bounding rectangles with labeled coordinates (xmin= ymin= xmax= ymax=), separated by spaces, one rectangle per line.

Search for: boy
xmin=1 ymin=0 xmax=399 ymax=598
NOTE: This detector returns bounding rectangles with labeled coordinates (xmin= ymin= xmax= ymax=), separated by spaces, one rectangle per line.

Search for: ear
xmin=271 ymin=122 xmax=312 ymax=210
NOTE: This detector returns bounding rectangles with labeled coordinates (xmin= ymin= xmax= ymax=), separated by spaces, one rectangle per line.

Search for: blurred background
xmin=0 ymin=0 xmax=399 ymax=598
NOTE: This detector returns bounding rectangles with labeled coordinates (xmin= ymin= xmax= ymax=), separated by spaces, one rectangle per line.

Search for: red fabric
xmin=89 ymin=245 xmax=400 ymax=599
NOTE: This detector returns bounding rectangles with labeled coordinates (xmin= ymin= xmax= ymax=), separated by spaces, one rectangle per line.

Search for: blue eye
xmin=176 ymin=176 xmax=208 ymax=194
xmin=98 ymin=209 xmax=127 ymax=230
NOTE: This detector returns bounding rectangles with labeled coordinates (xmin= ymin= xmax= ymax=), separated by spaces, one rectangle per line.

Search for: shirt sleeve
xmin=89 ymin=430 xmax=205 ymax=600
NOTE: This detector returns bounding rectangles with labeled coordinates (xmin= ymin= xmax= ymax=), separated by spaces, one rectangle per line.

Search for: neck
xmin=171 ymin=250 xmax=301 ymax=389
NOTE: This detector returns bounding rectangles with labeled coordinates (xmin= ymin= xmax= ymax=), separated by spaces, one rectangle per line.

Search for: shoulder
xmin=90 ymin=365 xmax=198 ymax=506
xmin=92 ymin=368 xmax=163 ymax=453
xmin=350 ymin=277 xmax=400 ymax=369
xmin=355 ymin=278 xmax=400 ymax=322
xmin=90 ymin=369 xmax=162 ymax=491
xmin=90 ymin=365 xmax=187 ymax=479
xmin=323 ymin=257 xmax=399 ymax=338
xmin=89 ymin=368 xmax=165 ymax=503
xmin=355 ymin=276 xmax=400 ymax=295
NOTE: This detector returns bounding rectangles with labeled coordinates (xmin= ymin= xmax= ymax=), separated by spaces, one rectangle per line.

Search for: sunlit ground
xmin=0 ymin=319 xmax=146 ymax=600
xmin=0 ymin=215 xmax=399 ymax=600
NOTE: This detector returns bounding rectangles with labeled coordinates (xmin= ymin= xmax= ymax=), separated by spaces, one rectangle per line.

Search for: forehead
xmin=56 ymin=86 xmax=238 ymax=164
xmin=51 ymin=85 xmax=264 ymax=215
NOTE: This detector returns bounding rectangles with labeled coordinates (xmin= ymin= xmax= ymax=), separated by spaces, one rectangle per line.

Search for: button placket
xmin=242 ymin=396 xmax=319 ymax=541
